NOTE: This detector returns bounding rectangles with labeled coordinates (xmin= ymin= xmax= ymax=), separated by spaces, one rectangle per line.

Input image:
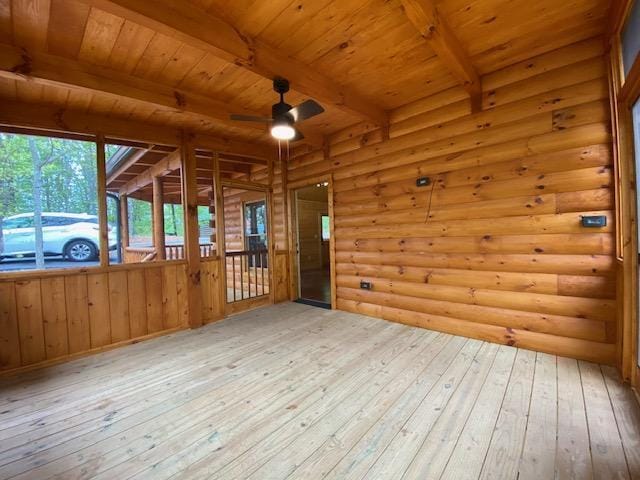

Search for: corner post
xmin=180 ymin=131 xmax=202 ymax=329
xmin=96 ymin=134 xmax=109 ymax=267
xmin=152 ymin=176 xmax=166 ymax=260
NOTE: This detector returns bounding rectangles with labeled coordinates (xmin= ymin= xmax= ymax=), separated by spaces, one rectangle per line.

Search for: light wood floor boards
xmin=0 ymin=302 xmax=638 ymax=480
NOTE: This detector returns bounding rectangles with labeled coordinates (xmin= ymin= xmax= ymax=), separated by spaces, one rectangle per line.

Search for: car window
xmin=42 ymin=216 xmax=60 ymax=226
xmin=59 ymin=217 xmax=80 ymax=226
xmin=4 ymin=217 xmax=33 ymax=228
xmin=2 ymin=219 xmax=16 ymax=229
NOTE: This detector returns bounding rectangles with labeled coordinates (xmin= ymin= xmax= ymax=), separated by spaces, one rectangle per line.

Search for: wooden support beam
xmin=120 ymin=193 xmax=129 ymax=248
xmin=400 ymin=0 xmax=482 ymax=112
xmin=0 ymin=43 xmax=261 ymax=127
xmin=210 ymin=159 xmax=252 ymax=176
xmin=606 ymin=0 xmax=633 ymax=42
xmin=0 ymin=98 xmax=270 ymax=159
xmin=620 ymin=57 xmax=640 ymax=106
xmin=96 ymin=135 xmax=109 ymax=267
xmin=0 ymin=43 xmax=322 ymax=148
xmin=75 ymin=0 xmax=388 ymax=126
xmin=119 ymin=149 xmax=181 ymax=195
xmin=180 ymin=132 xmax=202 ymax=329
xmin=212 ymin=153 xmax=224 ymax=249
xmin=220 ymin=178 xmax=270 ymax=192
xmin=107 ymin=145 xmax=154 ymax=184
xmin=152 ymin=176 xmax=166 ymax=260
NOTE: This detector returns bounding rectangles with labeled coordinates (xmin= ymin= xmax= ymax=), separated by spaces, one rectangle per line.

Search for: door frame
xmin=607 ymin=0 xmax=640 ymax=386
xmin=287 ymin=174 xmax=336 ymax=309
xmin=219 ymin=179 xmax=274 ymax=316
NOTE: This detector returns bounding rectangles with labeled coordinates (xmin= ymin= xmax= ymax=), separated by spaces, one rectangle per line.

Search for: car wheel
xmin=65 ymin=240 xmax=97 ymax=262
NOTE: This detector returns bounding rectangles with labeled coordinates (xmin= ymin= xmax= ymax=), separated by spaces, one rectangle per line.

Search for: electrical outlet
xmin=581 ymin=215 xmax=607 ymax=227
xmin=360 ymin=280 xmax=373 ymax=290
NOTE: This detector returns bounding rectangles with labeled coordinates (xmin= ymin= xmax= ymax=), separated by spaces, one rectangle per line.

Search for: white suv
xmin=1 ymin=213 xmax=117 ymax=262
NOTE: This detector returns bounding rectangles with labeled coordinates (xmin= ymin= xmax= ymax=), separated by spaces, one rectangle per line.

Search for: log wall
xmin=297 ymin=199 xmax=329 ymax=271
xmin=0 ymin=261 xmax=190 ymax=372
xmin=276 ymin=37 xmax=617 ymax=365
xmin=222 ymin=188 xmax=269 ymax=293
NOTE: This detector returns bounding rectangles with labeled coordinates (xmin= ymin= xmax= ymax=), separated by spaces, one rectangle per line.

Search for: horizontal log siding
xmin=280 ymin=37 xmax=617 ymax=364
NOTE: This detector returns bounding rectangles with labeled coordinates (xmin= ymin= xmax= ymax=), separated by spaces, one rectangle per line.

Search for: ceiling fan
xmin=229 ymin=77 xmax=325 ymax=141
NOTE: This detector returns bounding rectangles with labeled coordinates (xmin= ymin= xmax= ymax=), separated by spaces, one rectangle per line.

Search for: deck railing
xmin=226 ymin=249 xmax=269 ymax=303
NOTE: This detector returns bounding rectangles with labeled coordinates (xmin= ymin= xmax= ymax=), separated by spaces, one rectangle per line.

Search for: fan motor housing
xmin=272 ymin=101 xmax=293 ymax=120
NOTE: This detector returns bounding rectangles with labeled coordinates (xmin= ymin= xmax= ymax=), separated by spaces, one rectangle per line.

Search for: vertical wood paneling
xmin=0 ymin=262 xmax=188 ymax=372
xmin=64 ymin=273 xmax=90 ymax=354
xmin=14 ymin=279 xmax=46 ymax=365
xmin=200 ymin=258 xmax=225 ymax=323
xmin=0 ymin=281 xmax=21 ymax=368
xmin=145 ymin=267 xmax=164 ymax=333
xmin=177 ymin=263 xmax=190 ymax=327
xmin=200 ymin=259 xmax=214 ymax=322
xmin=87 ymin=273 xmax=111 ymax=348
xmin=127 ymin=268 xmax=148 ymax=337
xmin=40 ymin=276 xmax=69 ymax=359
xmin=108 ymin=270 xmax=130 ymax=342
xmin=162 ymin=263 xmax=179 ymax=329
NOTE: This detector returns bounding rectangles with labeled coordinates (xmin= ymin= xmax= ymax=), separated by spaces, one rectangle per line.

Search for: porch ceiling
xmin=0 ymin=0 xmax=610 ymax=151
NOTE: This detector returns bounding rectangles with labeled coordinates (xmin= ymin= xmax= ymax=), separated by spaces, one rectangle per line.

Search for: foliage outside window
xmin=622 ymin=0 xmax=640 ymax=76
xmin=198 ymin=205 xmax=215 ymax=257
xmin=127 ymin=197 xmax=153 ymax=246
xmin=321 ymin=215 xmax=330 ymax=241
xmin=0 ymin=133 xmax=105 ymax=272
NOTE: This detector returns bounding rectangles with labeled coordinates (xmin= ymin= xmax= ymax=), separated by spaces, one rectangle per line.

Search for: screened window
xmin=244 ymin=200 xmax=267 ymax=267
xmin=244 ymin=201 xmax=267 ymax=250
xmin=321 ymin=215 xmax=330 ymax=241
xmin=623 ymin=0 xmax=640 ymax=76
xmin=0 ymin=133 xmax=100 ymax=272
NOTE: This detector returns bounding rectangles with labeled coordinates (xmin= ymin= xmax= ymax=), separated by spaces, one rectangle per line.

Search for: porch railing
xmin=124 ymin=244 xmax=216 ymax=263
xmin=123 ymin=246 xmax=156 ymax=263
xmin=166 ymin=244 xmax=215 ymax=259
xmin=226 ymin=249 xmax=269 ymax=303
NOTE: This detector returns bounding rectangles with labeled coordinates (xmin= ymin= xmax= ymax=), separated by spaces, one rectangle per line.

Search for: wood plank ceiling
xmin=0 ymin=0 xmax=610 ymax=150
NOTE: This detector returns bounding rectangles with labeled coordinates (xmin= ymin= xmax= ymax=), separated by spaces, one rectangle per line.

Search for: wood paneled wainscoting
xmin=275 ymin=37 xmax=618 ymax=365
xmin=0 ymin=261 xmax=190 ymax=373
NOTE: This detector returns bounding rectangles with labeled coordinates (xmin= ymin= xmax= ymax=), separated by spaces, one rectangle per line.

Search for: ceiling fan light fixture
xmin=270 ymin=118 xmax=296 ymax=140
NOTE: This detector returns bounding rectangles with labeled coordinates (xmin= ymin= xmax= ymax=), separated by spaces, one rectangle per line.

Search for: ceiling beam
xmin=107 ymin=145 xmax=154 ymax=184
xmin=400 ymin=0 xmax=482 ymax=112
xmin=119 ymin=149 xmax=181 ymax=195
xmin=0 ymin=98 xmax=271 ymax=159
xmin=75 ymin=0 xmax=388 ymax=126
xmin=0 ymin=43 xmax=325 ymax=149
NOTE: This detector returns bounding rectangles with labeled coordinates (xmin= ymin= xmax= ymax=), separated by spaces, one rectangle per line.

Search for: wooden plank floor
xmin=0 ymin=302 xmax=639 ymax=480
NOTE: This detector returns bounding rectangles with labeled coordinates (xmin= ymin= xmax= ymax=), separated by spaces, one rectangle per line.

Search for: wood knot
xmin=174 ymin=91 xmax=187 ymax=108
xmin=11 ymin=51 xmax=33 ymax=76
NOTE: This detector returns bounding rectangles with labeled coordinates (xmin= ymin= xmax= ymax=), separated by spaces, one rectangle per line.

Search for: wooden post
xmin=96 ymin=134 xmax=109 ymax=267
xmin=266 ymin=155 xmax=275 ymax=304
xmin=119 ymin=194 xmax=129 ymax=248
xmin=213 ymin=153 xmax=226 ymax=302
xmin=213 ymin=152 xmax=226 ymax=258
xmin=180 ymin=131 xmax=202 ymax=328
xmin=327 ymin=174 xmax=337 ymax=310
xmin=152 ymin=176 xmax=166 ymax=260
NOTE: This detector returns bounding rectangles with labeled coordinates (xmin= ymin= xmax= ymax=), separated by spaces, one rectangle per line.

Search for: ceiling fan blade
xmin=291 ymin=128 xmax=305 ymax=142
xmin=288 ymin=100 xmax=325 ymax=122
xmin=230 ymin=114 xmax=272 ymax=123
